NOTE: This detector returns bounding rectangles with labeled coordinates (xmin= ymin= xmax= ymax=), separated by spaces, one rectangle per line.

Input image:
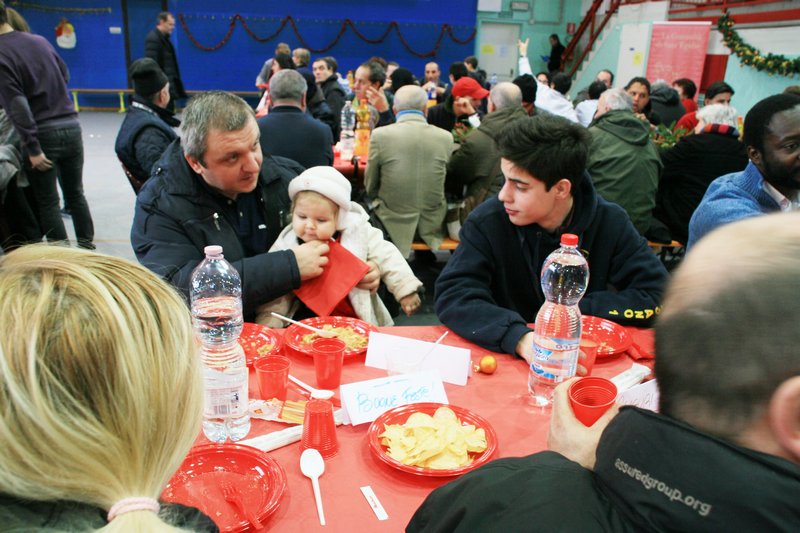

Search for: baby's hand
xmin=400 ymin=293 xmax=421 ymax=316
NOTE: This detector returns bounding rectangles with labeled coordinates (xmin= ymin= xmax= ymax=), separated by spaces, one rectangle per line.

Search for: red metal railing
xmin=564 ymin=0 xmax=622 ymax=77
xmin=563 ymin=0 xmax=796 ymax=78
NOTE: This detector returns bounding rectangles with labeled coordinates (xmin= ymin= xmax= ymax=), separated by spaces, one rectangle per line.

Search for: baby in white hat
xmin=255 ymin=166 xmax=422 ymax=327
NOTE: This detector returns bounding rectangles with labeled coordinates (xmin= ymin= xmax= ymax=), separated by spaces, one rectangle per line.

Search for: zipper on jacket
xmin=213 ymin=212 xmax=220 ymax=231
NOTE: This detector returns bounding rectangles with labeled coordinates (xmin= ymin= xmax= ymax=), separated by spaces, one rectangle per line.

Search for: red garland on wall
xmin=177 ymin=14 xmax=475 ymax=58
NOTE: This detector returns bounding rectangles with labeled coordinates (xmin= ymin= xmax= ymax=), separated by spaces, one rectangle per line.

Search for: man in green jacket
xmin=445 ymin=82 xmax=529 ymax=222
xmin=587 ymin=87 xmax=662 ymax=235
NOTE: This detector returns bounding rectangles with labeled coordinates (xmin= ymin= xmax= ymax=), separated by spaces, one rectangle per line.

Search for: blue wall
xmin=15 ymin=0 xmax=478 ymax=107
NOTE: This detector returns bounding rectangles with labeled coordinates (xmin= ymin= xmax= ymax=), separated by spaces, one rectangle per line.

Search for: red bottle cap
xmin=560 ymin=233 xmax=578 ymax=247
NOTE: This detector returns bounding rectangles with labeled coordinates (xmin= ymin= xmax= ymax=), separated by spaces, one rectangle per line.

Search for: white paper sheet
xmin=364 ymin=332 xmax=471 ymax=386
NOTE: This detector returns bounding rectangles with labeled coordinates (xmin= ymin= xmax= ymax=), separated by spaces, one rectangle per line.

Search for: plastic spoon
xmin=300 ymin=448 xmax=326 ymax=526
xmin=289 ymin=374 xmax=334 ymax=400
xmin=270 ymin=312 xmax=337 ymax=338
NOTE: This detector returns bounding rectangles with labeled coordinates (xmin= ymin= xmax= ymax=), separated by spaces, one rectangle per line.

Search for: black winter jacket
xmin=114 ymin=96 xmax=179 ymax=190
xmin=131 ymin=140 xmax=304 ymax=319
xmin=435 ymin=175 xmax=668 ymax=355
xmin=319 ymin=75 xmax=346 ymax=138
xmin=144 ymin=28 xmax=186 ymax=98
xmin=654 ymin=129 xmax=748 ymax=244
xmin=409 ymin=407 xmax=800 ymax=532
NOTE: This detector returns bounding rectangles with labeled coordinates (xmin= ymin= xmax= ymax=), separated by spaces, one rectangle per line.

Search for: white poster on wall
xmin=478 ymin=0 xmax=502 ymax=12
xmin=616 ymin=23 xmax=650 ymax=88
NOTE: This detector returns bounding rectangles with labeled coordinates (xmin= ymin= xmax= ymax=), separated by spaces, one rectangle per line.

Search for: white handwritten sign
xmin=617 ymin=379 xmax=660 ymax=412
xmin=364 ymin=332 xmax=471 ymax=386
xmin=339 ymin=370 xmax=448 ymax=426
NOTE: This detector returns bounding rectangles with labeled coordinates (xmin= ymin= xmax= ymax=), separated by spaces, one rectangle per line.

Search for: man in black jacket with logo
xmin=114 ymin=58 xmax=179 ymax=193
xmin=413 ymin=213 xmax=800 ymax=532
xmin=144 ymin=12 xmax=187 ymax=112
xmin=131 ymin=91 xmax=365 ymax=320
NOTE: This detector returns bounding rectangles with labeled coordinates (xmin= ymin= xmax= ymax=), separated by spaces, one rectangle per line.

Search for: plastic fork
xmin=221 ymin=481 xmax=263 ymax=530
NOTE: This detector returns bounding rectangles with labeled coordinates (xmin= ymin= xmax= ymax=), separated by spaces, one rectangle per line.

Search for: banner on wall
xmin=646 ymin=22 xmax=710 ymax=85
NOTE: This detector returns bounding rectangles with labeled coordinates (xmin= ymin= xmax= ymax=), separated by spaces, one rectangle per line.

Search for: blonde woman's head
xmin=0 ymin=246 xmax=203 ymax=531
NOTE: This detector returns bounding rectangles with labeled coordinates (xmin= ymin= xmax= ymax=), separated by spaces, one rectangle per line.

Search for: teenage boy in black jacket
xmin=435 ymin=114 xmax=668 ymax=362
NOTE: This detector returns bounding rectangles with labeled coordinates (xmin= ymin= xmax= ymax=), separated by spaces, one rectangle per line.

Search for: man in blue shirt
xmin=688 ymin=93 xmax=800 ymax=248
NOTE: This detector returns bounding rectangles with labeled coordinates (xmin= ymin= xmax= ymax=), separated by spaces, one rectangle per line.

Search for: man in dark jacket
xmin=587 ymin=88 xmax=662 ymax=235
xmin=313 ymin=56 xmax=346 ymax=138
xmin=114 ymin=58 xmax=179 ymax=193
xmin=413 ymin=213 xmax=800 ymax=533
xmin=652 ymin=103 xmax=748 ymax=244
xmin=258 ymin=70 xmax=333 ymax=169
xmin=131 ymin=91 xmax=336 ymax=320
xmin=144 ymin=12 xmax=186 ymax=112
xmin=649 ymin=79 xmax=686 ymax=128
xmin=435 ymin=114 xmax=668 ymax=361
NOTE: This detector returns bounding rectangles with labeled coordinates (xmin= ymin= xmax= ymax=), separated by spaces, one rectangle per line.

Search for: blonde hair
xmin=0 ymin=246 xmax=203 ymax=531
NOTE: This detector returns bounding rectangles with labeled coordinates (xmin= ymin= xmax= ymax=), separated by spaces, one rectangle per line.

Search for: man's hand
xmin=547 ymin=378 xmax=619 ymax=470
xmin=400 ymin=292 xmax=422 ymax=316
xmin=293 ymin=240 xmax=329 ymax=280
xmin=29 ymin=152 xmax=53 ymax=172
xmin=356 ymin=259 xmax=380 ymax=292
xmin=453 ymin=97 xmax=476 ymax=117
xmin=518 ymin=38 xmax=529 ymax=58
xmin=519 ymin=333 xmax=588 ymax=374
xmin=516 ymin=331 xmax=534 ymax=364
xmin=366 ymin=86 xmax=390 ymax=113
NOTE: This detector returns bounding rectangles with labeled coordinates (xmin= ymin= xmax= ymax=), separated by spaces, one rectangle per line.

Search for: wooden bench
xmin=69 ymin=89 xmax=261 ymax=113
xmin=410 ymin=238 xmax=684 ymax=255
xmin=411 ymin=238 xmax=460 ymax=251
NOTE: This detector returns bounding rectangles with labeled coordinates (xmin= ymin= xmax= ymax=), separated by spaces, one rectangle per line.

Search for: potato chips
xmin=378 ymin=406 xmax=487 ymax=469
xmin=301 ymin=325 xmax=368 ymax=350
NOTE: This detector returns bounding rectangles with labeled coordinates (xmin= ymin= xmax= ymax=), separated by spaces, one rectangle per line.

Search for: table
xmin=333 ymin=153 xmax=365 ymax=192
xmin=214 ymin=325 xmax=652 ymax=532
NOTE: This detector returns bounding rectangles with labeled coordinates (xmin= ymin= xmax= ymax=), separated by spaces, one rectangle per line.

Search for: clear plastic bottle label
xmin=203 ymin=367 xmax=248 ymax=418
xmin=532 ymin=337 xmax=579 ymax=382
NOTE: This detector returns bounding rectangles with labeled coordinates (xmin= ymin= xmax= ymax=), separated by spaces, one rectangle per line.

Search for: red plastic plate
xmin=239 ymin=323 xmax=282 ymax=366
xmin=283 ymin=316 xmax=377 ymax=360
xmin=367 ymin=402 xmax=498 ymax=477
xmin=582 ymin=315 xmax=633 ymax=358
xmin=162 ymin=443 xmax=287 ymax=532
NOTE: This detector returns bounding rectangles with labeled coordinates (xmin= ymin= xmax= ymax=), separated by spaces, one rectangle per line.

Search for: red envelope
xmin=293 ymin=239 xmax=370 ymax=317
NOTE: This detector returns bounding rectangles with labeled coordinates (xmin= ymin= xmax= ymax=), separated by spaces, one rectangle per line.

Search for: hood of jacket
xmin=592 ymin=110 xmax=651 ymax=146
xmin=478 ymin=105 xmax=530 ymax=140
xmin=649 ymin=85 xmax=681 ymax=106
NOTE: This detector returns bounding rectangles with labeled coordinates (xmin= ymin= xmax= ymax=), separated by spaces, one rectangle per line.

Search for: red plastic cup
xmin=301 ymin=397 xmax=339 ymax=458
xmin=579 ymin=336 xmax=600 ymax=375
xmin=254 ymin=355 xmax=290 ymax=401
xmin=568 ymin=377 xmax=618 ymax=427
xmin=311 ymin=337 xmax=345 ymax=390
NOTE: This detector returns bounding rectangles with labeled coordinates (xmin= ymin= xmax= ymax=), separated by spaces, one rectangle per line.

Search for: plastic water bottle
xmin=490 ymin=73 xmax=498 ymax=88
xmin=427 ymin=86 xmax=437 ymax=108
xmin=528 ymin=234 xmax=589 ymax=406
xmin=339 ymin=101 xmax=355 ymax=161
xmin=190 ymin=245 xmax=251 ymax=442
